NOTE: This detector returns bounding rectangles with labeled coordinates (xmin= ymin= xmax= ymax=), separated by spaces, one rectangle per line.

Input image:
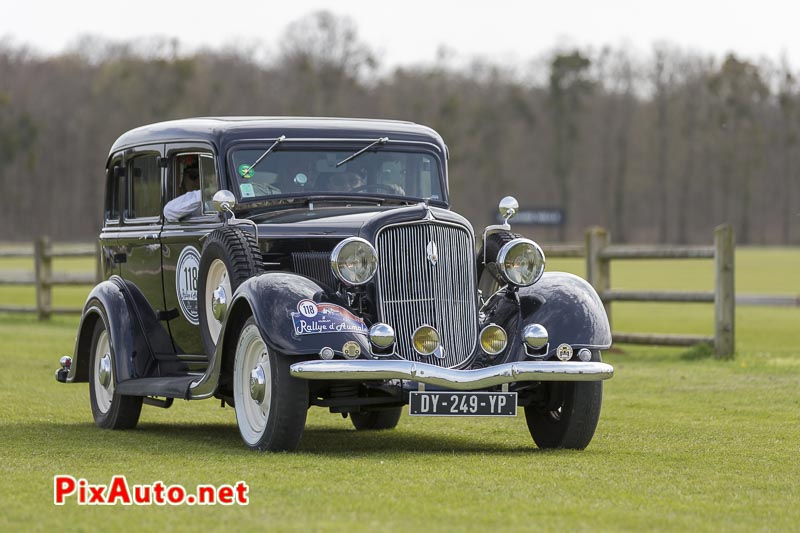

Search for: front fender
xmin=231 ymin=272 xmax=371 ymax=357
xmin=69 ymin=276 xmax=173 ymax=383
xmin=189 ymin=271 xmax=370 ymax=399
xmin=484 ymin=272 xmax=611 ymax=362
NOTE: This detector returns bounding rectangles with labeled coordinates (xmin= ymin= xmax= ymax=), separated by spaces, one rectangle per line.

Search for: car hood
xmin=247 ymin=203 xmax=473 ymax=241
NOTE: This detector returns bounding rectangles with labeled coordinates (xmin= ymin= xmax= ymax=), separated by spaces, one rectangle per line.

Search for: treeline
xmin=1 ymin=11 xmax=798 ymax=244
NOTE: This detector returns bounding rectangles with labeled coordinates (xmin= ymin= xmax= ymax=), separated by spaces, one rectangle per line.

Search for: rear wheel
xmin=88 ymin=318 xmax=142 ymax=429
xmin=233 ymin=317 xmax=308 ymax=451
xmin=350 ymin=407 xmax=402 ymax=431
xmin=198 ymin=227 xmax=262 ymax=356
xmin=524 ymin=351 xmax=604 ymax=449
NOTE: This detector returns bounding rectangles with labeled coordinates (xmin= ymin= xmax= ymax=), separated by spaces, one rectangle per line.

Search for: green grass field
xmin=1 ymin=249 xmax=799 ymax=531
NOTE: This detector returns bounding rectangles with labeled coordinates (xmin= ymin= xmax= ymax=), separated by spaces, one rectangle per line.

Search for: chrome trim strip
xmin=290 ymin=359 xmax=614 ymax=390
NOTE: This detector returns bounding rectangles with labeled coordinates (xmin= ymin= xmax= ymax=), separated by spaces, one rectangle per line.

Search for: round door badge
xmin=176 ymin=246 xmax=201 ymax=325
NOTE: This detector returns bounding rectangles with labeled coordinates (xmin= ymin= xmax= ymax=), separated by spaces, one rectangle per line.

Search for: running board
xmin=116 ymin=376 xmax=201 ymax=399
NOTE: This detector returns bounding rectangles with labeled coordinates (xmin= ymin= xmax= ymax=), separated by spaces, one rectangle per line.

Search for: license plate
xmin=409 ymin=391 xmax=517 ymax=417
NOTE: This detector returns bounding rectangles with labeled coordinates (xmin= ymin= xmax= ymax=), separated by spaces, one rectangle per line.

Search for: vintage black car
xmin=55 ymin=117 xmax=614 ymax=451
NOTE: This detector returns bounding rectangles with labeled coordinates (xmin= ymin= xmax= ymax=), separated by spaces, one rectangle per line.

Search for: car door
xmin=115 ymin=144 xmax=171 ymax=351
xmin=159 ymin=142 xmax=223 ymax=356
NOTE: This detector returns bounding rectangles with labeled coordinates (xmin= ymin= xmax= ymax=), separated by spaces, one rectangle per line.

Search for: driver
xmin=164 ymin=164 xmax=202 ymax=221
xmin=329 ymin=171 xmax=365 ymax=191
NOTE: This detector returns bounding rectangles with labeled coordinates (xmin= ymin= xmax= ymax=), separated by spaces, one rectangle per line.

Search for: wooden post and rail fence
xmin=0 ymin=237 xmax=100 ymax=320
xmin=541 ymin=223 xmax=797 ymax=359
xmin=0 ymin=230 xmax=797 ymax=358
xmin=585 ymin=224 xmax=735 ymax=358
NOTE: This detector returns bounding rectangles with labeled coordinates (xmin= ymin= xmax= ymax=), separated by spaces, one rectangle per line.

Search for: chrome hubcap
xmin=205 ymin=259 xmax=231 ymax=344
xmin=212 ymin=285 xmax=227 ymax=320
xmin=99 ymin=353 xmax=112 ymax=389
xmin=249 ymin=364 xmax=266 ymax=404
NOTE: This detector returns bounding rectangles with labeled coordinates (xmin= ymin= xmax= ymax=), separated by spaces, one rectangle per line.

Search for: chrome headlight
xmin=330 ymin=237 xmax=378 ymax=286
xmin=497 ymin=238 xmax=545 ymax=287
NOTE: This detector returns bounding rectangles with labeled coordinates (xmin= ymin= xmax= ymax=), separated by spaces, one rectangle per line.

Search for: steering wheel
xmin=351 ymin=183 xmax=401 ymax=194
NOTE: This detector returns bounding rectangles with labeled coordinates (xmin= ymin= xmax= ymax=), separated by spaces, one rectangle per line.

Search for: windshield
xmin=229 ymin=148 xmax=444 ymax=203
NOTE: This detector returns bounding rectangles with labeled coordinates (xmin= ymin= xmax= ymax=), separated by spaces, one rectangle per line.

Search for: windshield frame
xmin=224 ymin=139 xmax=449 ymax=209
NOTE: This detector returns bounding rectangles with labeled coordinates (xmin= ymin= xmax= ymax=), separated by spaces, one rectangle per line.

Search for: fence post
xmin=714 ymin=224 xmax=735 ymax=358
xmin=586 ymin=227 xmax=611 ymax=324
xmin=34 ymin=236 xmax=52 ymax=320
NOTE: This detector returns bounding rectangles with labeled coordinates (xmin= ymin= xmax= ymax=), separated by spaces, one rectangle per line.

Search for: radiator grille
xmin=292 ymin=252 xmax=337 ymax=289
xmin=376 ymin=222 xmax=478 ymax=368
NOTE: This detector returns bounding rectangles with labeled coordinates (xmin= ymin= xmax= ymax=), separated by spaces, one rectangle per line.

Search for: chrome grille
xmin=292 ymin=252 xmax=337 ymax=289
xmin=376 ymin=222 xmax=478 ymax=368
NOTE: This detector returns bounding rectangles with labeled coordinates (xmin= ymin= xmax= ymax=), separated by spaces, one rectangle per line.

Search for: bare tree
xmin=548 ymin=51 xmax=592 ymax=241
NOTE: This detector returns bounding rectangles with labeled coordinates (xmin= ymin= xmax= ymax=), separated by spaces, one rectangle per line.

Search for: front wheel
xmin=524 ymin=351 xmax=604 ymax=450
xmin=88 ymin=318 xmax=142 ymax=429
xmin=233 ymin=317 xmax=308 ymax=451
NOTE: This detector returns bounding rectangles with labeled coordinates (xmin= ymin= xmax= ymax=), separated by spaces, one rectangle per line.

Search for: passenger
xmin=164 ymin=166 xmax=202 ymax=221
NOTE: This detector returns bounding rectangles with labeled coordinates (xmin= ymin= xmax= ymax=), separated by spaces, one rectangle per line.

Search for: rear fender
xmin=69 ymin=276 xmax=174 ymax=383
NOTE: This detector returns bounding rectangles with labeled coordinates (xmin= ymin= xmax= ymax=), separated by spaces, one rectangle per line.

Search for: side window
xmin=174 ymin=154 xmax=199 ymax=198
xmin=172 ymin=152 xmax=218 ymax=217
xmin=128 ymin=154 xmax=161 ymax=219
xmin=200 ymin=154 xmax=219 ymax=213
xmin=105 ymin=159 xmax=124 ymax=221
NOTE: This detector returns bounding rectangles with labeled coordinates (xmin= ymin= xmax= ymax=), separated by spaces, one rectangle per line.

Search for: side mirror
xmin=212 ymin=190 xmax=236 ymax=213
xmin=498 ymin=196 xmax=519 ymax=223
xmin=212 ymin=189 xmax=259 ymax=242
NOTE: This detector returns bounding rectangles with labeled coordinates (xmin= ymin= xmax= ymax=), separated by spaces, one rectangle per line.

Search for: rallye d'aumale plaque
xmin=291 ymin=299 xmax=368 ymax=336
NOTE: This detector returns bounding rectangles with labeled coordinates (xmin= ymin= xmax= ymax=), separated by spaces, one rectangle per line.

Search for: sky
xmin=1 ymin=0 xmax=797 ymax=68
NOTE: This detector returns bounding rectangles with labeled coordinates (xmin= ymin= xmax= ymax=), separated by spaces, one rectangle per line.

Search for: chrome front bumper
xmin=289 ymin=359 xmax=614 ymax=391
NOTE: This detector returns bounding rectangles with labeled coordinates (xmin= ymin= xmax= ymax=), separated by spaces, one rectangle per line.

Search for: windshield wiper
xmin=243 ymin=135 xmax=286 ymax=175
xmin=336 ymin=137 xmax=389 ymax=167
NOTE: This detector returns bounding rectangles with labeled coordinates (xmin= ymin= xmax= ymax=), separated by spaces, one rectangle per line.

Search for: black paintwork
xmin=109 ymin=117 xmax=447 ymax=161
xmin=66 ymin=116 xmax=612 ymax=404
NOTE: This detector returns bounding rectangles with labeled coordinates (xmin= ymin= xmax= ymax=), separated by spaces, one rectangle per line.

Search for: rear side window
xmin=105 ymin=159 xmax=124 ymax=221
xmin=128 ymin=154 xmax=161 ymax=219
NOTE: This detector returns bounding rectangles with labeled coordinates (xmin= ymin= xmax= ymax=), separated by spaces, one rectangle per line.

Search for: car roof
xmin=108 ymin=117 xmax=448 ymax=159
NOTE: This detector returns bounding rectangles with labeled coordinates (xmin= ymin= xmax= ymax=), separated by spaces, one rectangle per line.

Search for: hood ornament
xmin=426 ymin=241 xmax=439 ymax=266
xmin=422 ymin=202 xmax=435 ymax=221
